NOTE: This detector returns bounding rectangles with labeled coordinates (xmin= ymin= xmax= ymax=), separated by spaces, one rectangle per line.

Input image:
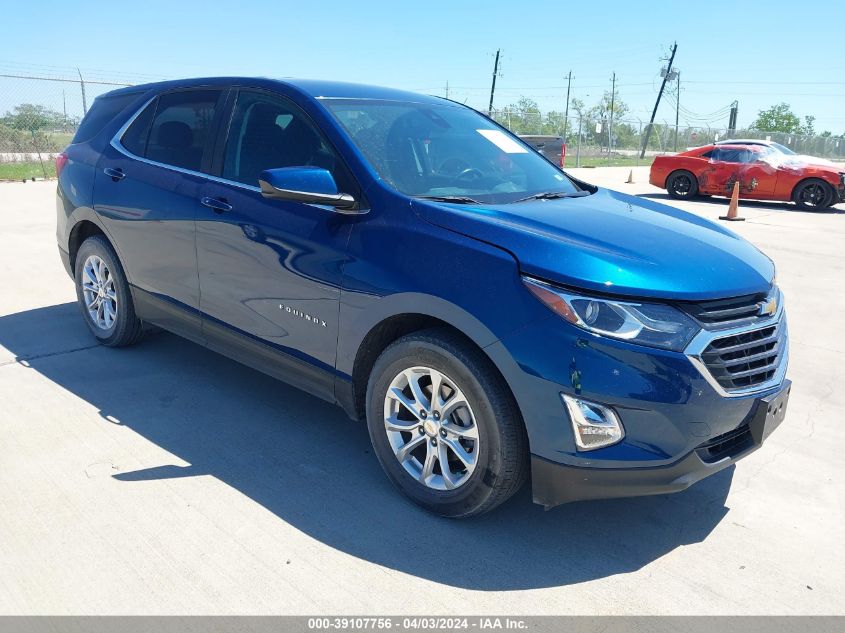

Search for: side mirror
xmin=258 ymin=167 xmax=359 ymax=213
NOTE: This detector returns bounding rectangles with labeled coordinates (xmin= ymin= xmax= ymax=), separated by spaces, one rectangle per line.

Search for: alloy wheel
xmin=672 ymin=174 xmax=692 ymax=196
xmin=799 ymin=183 xmax=827 ymax=208
xmin=81 ymin=255 xmax=118 ymax=330
xmin=382 ymin=366 xmax=479 ymax=491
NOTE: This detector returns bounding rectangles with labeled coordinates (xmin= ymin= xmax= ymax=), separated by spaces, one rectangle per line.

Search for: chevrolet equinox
xmin=55 ymin=77 xmax=791 ymax=517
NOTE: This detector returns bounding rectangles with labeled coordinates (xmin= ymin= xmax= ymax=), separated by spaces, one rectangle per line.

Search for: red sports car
xmin=650 ymin=144 xmax=845 ymax=211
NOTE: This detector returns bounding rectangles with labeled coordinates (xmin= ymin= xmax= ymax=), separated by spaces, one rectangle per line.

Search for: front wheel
xmin=366 ymin=329 xmax=528 ymax=518
xmin=666 ymin=170 xmax=698 ymax=200
xmin=793 ymin=179 xmax=834 ymax=211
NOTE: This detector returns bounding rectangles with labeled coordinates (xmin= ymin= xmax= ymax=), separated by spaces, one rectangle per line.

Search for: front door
xmin=195 ymin=89 xmax=358 ymax=396
xmin=700 ymin=147 xmax=777 ymax=197
xmin=739 ymin=148 xmax=779 ymax=196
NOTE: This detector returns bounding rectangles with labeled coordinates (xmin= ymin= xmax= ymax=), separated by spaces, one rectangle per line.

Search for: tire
xmin=793 ymin=179 xmax=834 ymax=211
xmin=74 ymin=235 xmax=144 ymax=347
xmin=666 ymin=170 xmax=698 ymax=200
xmin=365 ymin=328 xmax=528 ymax=518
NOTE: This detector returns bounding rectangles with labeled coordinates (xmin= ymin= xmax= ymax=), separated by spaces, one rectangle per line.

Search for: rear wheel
xmin=793 ymin=179 xmax=834 ymax=211
xmin=74 ymin=236 xmax=144 ymax=347
xmin=366 ymin=328 xmax=528 ymax=518
xmin=667 ymin=170 xmax=698 ymax=200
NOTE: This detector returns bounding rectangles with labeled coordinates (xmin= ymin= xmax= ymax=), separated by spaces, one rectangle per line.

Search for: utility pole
xmin=674 ymin=70 xmax=680 ymax=151
xmin=728 ymin=100 xmax=739 ymax=134
xmin=487 ymin=49 xmax=500 ymax=116
xmin=562 ymin=70 xmax=572 ymax=142
xmin=640 ymin=42 xmax=677 ymax=159
xmin=608 ymin=72 xmax=616 ymax=154
xmin=77 ymin=67 xmax=88 ymax=115
xmin=445 ymin=81 xmax=450 ymax=100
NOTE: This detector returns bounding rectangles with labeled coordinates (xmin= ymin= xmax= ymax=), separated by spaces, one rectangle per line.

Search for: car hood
xmin=782 ymin=155 xmax=839 ymax=169
xmin=416 ymin=188 xmax=774 ymax=301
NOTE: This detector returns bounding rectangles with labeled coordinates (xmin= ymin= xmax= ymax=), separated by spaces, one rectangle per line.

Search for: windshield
xmin=769 ymin=141 xmax=796 ymax=155
xmin=323 ymin=99 xmax=580 ymax=204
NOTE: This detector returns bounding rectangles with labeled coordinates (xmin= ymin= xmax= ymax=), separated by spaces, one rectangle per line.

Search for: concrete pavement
xmin=0 ymin=173 xmax=843 ymax=614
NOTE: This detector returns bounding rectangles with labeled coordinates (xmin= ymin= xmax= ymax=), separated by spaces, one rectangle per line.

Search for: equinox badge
xmin=279 ymin=304 xmax=328 ymax=327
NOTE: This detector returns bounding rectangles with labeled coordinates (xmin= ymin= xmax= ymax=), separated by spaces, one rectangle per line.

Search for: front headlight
xmin=523 ymin=276 xmax=700 ymax=352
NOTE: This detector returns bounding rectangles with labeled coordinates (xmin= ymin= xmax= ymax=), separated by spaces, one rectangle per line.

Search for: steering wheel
xmin=456 ymin=167 xmax=484 ymax=181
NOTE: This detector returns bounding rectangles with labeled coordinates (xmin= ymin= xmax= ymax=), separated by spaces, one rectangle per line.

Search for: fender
xmin=336 ymin=291 xmax=503 ymax=381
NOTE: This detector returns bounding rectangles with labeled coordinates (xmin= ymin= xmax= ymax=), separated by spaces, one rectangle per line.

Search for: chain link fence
xmin=490 ymin=108 xmax=845 ymax=167
xmin=0 ymin=72 xmax=131 ymax=179
xmin=3 ymin=72 xmax=844 ymax=179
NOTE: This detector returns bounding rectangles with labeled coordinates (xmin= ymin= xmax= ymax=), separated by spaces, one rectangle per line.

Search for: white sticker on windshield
xmin=476 ymin=129 xmax=528 ymax=154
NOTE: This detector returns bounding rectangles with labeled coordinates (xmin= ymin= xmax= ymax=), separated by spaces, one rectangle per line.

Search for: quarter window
xmin=72 ymin=93 xmax=137 ymax=144
xmin=121 ymin=98 xmax=156 ymax=157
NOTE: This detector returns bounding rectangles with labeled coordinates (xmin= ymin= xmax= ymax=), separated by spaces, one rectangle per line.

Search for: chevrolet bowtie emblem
xmin=759 ymin=296 xmax=778 ymax=317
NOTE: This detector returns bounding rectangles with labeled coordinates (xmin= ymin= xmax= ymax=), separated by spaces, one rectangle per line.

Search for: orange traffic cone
xmin=719 ymin=181 xmax=745 ymax=221
xmin=625 ymin=169 xmax=634 ymax=184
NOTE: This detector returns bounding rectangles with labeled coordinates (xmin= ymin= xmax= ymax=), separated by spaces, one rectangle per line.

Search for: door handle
xmin=103 ymin=167 xmax=125 ymax=181
xmin=200 ymin=196 xmax=233 ymax=213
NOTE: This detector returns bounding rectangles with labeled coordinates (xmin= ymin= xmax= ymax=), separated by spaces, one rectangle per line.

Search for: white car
xmin=715 ymin=139 xmax=836 ymax=166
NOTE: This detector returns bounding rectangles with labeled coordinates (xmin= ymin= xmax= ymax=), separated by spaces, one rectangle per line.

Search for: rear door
xmin=93 ymin=88 xmax=227 ymax=340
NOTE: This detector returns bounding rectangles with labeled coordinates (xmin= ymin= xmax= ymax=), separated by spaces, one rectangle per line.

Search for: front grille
xmin=700 ymin=321 xmax=786 ymax=391
xmin=696 ymin=424 xmax=753 ymax=462
xmin=683 ymin=292 xmax=767 ymax=325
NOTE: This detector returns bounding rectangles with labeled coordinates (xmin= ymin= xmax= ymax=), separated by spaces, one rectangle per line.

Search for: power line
xmin=0 ymin=72 xmax=131 ymax=87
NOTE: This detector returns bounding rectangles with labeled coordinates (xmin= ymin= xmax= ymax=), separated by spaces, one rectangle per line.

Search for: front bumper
xmin=532 ymin=379 xmax=791 ymax=507
xmin=483 ymin=295 xmax=791 ymax=508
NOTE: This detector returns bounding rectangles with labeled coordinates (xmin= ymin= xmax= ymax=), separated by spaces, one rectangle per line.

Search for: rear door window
xmin=141 ymin=90 xmax=222 ymax=172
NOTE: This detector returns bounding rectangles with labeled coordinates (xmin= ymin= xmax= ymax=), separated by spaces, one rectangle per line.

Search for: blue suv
xmin=55 ymin=77 xmax=790 ymax=517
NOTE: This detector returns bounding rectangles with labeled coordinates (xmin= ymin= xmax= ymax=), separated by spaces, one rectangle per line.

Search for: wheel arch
xmin=68 ymin=219 xmax=112 ymax=272
xmin=790 ymin=176 xmax=835 ymax=204
xmin=340 ymin=296 xmax=522 ymax=425
xmin=665 ymin=168 xmax=697 ymax=189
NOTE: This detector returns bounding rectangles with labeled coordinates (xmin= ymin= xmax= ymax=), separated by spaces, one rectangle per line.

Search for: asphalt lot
xmin=1 ymin=168 xmax=843 ymax=615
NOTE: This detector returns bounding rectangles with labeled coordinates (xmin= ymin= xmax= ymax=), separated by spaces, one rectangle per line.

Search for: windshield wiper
xmin=513 ymin=190 xmax=590 ymax=203
xmin=415 ymin=195 xmax=481 ymax=204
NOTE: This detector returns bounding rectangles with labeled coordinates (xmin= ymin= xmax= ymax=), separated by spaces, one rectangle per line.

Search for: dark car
xmin=55 ymin=77 xmax=790 ymax=517
xmin=518 ymin=135 xmax=565 ymax=167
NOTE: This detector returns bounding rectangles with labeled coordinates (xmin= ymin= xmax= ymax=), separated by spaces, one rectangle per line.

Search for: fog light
xmin=561 ymin=394 xmax=624 ymax=451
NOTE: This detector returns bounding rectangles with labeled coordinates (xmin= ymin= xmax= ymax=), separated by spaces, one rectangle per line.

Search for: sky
xmin=2 ymin=0 xmax=844 ymax=132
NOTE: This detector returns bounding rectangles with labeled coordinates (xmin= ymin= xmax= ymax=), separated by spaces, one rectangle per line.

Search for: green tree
xmin=568 ymin=97 xmax=586 ymax=118
xmin=5 ymin=104 xmax=77 ymax=130
xmin=751 ymin=103 xmax=802 ymax=134
xmin=2 ymin=104 xmax=60 ymax=132
xmin=586 ymin=92 xmax=630 ymax=152
xmin=801 ymin=115 xmax=815 ymax=136
xmin=587 ymin=91 xmax=629 ymax=123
